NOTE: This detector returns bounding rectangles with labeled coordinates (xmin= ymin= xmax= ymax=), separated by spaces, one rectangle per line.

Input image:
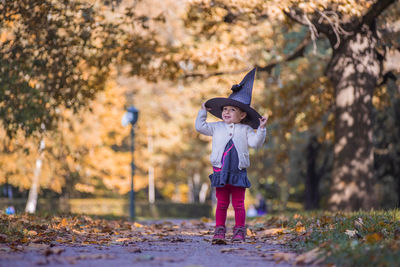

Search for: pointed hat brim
xmin=205 ymin=97 xmax=262 ymax=129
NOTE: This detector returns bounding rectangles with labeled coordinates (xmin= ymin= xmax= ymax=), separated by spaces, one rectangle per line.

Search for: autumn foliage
xmin=0 ymin=0 xmax=400 ymax=212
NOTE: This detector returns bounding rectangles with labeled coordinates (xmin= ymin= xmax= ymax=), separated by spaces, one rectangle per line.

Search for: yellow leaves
xmin=213 ymin=7 xmax=228 ymax=18
xmin=74 ymin=183 xmax=95 ymax=193
xmin=114 ymin=237 xmax=131 ymax=243
xmin=262 ymin=227 xmax=286 ymax=237
xmin=247 ymin=228 xmax=256 ymax=237
xmin=295 ymin=221 xmax=306 ymax=233
xmin=133 ymin=222 xmax=144 ymax=228
xmin=294 ymin=112 xmax=306 ymax=126
xmin=200 ymin=217 xmax=212 ymax=223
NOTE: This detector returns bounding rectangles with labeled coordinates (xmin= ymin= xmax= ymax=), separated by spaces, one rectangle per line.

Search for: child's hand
xmin=202 ymin=102 xmax=211 ymax=111
xmin=259 ymin=114 xmax=268 ymax=128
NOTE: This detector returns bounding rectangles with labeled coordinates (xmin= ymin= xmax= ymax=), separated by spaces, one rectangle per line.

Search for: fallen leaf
xmin=246 ymin=228 xmax=256 ymax=237
xmin=262 ymin=228 xmax=286 ymax=237
xmin=295 ymin=247 xmax=323 ymax=265
xmin=0 ymin=234 xmax=8 ymax=242
xmin=19 ymin=237 xmax=29 ymax=244
xmin=135 ymin=254 xmax=155 ymax=261
xmin=220 ymin=247 xmax=244 ymax=253
xmin=295 ymin=226 xmax=306 ymax=233
xmin=345 ymin=229 xmax=357 ymax=238
xmin=115 ymin=238 xmax=131 ymax=242
xmin=365 ymin=233 xmax=383 ymax=244
xmin=43 ymin=247 xmax=65 ymax=256
xmin=354 ymin=218 xmax=365 ymax=230
xmin=201 ymin=217 xmax=212 ymax=223
xmin=28 ymin=243 xmax=49 ymax=250
xmin=35 ymin=258 xmax=49 ymax=265
xmin=133 ymin=222 xmax=143 ymax=228
xmin=27 ymin=230 xmax=38 ymax=236
xmin=0 ymin=245 xmax=11 ymax=252
xmin=126 ymin=247 xmax=142 ymax=253
xmin=155 ymin=256 xmax=182 ymax=262
xmin=295 ymin=221 xmax=306 ymax=233
xmin=169 ymin=237 xmax=185 ymax=243
xmin=60 ymin=218 xmax=68 ymax=227
xmin=293 ymin=214 xmax=302 ymax=219
xmin=212 ymin=239 xmax=227 ymax=245
xmin=272 ymin=252 xmax=294 ymax=263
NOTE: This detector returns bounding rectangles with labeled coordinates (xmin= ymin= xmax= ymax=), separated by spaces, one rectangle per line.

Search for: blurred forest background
xmin=0 ymin=0 xmax=399 ymax=216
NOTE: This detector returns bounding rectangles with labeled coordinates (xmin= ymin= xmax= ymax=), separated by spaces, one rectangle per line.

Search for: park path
xmin=0 ymin=219 xmax=296 ymax=267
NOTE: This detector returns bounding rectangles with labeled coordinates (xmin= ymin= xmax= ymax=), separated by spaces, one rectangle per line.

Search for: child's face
xmin=221 ymin=105 xmax=247 ymax=124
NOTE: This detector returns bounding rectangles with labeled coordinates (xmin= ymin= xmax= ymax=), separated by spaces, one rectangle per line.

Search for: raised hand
xmin=259 ymin=114 xmax=269 ymax=128
xmin=202 ymin=102 xmax=211 ymax=111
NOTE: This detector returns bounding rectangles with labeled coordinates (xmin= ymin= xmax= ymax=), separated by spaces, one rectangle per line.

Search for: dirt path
xmin=0 ymin=219 xmax=295 ymax=267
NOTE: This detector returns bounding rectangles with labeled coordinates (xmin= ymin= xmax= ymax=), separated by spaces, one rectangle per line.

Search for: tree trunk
xmin=327 ymin=25 xmax=379 ymax=211
xmin=388 ymin=79 xmax=400 ymax=207
xmin=25 ymin=138 xmax=45 ymax=213
xmin=305 ymin=135 xmax=320 ymax=210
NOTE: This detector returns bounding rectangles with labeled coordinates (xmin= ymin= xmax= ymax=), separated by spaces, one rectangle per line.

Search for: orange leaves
xmin=60 ymin=218 xmax=68 ymax=228
xmin=132 ymin=222 xmax=143 ymax=228
xmin=365 ymin=233 xmax=384 ymax=244
xmin=294 ymin=221 xmax=306 ymax=233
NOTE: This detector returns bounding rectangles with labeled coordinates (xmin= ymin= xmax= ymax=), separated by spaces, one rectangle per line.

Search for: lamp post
xmin=122 ymin=106 xmax=139 ymax=220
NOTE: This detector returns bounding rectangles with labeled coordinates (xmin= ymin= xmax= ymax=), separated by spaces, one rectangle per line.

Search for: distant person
xmin=256 ymin=193 xmax=267 ymax=216
xmin=5 ymin=206 xmax=15 ymax=215
xmin=195 ymin=68 xmax=268 ymax=243
xmin=246 ymin=204 xmax=258 ymax=218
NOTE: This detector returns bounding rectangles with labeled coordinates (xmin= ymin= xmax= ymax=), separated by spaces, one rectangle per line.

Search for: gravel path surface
xmin=0 ymin=219 xmax=295 ymax=267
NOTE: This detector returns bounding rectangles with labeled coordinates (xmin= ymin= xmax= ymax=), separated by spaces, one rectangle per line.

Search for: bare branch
xmin=181 ymin=68 xmax=252 ymax=79
xmin=317 ymin=10 xmax=353 ymax=49
xmin=258 ymin=34 xmax=311 ymax=73
xmin=283 ymin=9 xmax=332 ymax=35
xmin=361 ymin=0 xmax=396 ymax=27
xmin=303 ymin=13 xmax=319 ymax=53
xmin=182 ymin=35 xmax=311 ymax=79
xmin=283 ymin=8 xmax=341 ymax=49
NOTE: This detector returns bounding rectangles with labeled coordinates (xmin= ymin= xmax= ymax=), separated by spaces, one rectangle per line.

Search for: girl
xmin=195 ymin=68 xmax=268 ymax=243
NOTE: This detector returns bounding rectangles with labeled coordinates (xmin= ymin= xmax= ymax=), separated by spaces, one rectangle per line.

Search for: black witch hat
xmin=205 ymin=68 xmax=262 ymax=129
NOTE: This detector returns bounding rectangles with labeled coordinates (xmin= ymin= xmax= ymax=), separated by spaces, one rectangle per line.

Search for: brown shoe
xmin=232 ymin=226 xmax=246 ymax=242
xmin=212 ymin=226 xmax=226 ymax=244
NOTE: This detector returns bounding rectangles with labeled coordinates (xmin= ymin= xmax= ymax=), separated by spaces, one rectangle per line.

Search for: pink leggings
xmin=215 ymin=185 xmax=246 ymax=227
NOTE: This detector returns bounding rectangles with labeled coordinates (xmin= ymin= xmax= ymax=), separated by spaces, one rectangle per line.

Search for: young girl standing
xmin=195 ymin=68 xmax=268 ymax=243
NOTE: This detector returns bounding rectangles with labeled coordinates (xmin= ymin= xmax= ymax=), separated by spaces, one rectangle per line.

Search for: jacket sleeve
xmin=195 ymin=109 xmax=214 ymax=136
xmin=247 ymin=125 xmax=266 ymax=149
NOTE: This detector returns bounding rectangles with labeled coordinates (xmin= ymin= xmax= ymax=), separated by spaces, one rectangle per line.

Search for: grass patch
xmin=265 ymin=209 xmax=400 ymax=266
